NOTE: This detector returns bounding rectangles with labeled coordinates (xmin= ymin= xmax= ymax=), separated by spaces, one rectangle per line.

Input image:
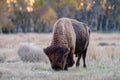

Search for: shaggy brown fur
xmin=44 ymin=17 xmax=90 ymax=70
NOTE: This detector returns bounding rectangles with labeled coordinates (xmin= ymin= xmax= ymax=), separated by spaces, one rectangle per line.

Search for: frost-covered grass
xmin=0 ymin=33 xmax=120 ymax=80
xmin=17 ymin=43 xmax=49 ymax=63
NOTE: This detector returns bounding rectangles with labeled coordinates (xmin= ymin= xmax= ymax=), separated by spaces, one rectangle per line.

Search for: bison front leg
xmin=67 ymin=47 xmax=75 ymax=67
xmin=64 ymin=63 xmax=68 ymax=71
xmin=76 ymin=53 xmax=82 ymax=67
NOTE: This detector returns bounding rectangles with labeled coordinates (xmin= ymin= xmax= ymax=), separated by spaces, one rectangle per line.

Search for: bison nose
xmin=52 ymin=66 xmax=62 ymax=71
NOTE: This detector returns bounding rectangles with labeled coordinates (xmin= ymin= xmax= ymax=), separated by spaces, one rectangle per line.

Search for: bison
xmin=44 ymin=17 xmax=90 ymax=70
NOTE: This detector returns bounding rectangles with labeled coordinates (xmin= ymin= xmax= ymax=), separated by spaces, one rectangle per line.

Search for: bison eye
xmin=63 ymin=54 xmax=68 ymax=58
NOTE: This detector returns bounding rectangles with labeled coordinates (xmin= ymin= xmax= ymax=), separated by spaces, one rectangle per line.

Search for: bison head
xmin=43 ymin=45 xmax=70 ymax=70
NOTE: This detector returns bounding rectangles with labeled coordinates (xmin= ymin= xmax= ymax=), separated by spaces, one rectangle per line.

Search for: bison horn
xmin=66 ymin=48 xmax=70 ymax=54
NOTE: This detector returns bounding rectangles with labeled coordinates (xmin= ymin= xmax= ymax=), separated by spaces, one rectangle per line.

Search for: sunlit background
xmin=0 ymin=0 xmax=120 ymax=33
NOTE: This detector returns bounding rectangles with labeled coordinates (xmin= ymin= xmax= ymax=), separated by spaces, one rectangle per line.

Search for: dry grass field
xmin=0 ymin=32 xmax=120 ymax=80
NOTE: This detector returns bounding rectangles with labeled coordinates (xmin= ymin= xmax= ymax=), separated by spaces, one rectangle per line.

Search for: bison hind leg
xmin=76 ymin=49 xmax=87 ymax=68
xmin=82 ymin=49 xmax=87 ymax=68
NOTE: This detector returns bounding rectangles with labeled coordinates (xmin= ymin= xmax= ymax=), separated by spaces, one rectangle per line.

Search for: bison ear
xmin=43 ymin=48 xmax=48 ymax=55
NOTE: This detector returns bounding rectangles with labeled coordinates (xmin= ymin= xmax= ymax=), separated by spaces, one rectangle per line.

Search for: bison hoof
xmin=64 ymin=67 xmax=68 ymax=71
xmin=64 ymin=65 xmax=68 ymax=71
xmin=83 ymin=64 xmax=86 ymax=68
xmin=76 ymin=63 xmax=80 ymax=67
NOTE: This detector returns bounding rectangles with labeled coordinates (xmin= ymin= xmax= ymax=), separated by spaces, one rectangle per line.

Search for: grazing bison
xmin=44 ymin=17 xmax=90 ymax=70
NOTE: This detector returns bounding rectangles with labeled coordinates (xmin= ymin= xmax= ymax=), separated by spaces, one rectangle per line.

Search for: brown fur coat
xmin=51 ymin=18 xmax=76 ymax=49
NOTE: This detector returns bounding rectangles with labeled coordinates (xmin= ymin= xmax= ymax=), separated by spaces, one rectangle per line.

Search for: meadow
xmin=0 ymin=32 xmax=120 ymax=80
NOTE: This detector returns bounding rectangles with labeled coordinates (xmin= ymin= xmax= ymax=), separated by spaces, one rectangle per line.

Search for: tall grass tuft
xmin=17 ymin=43 xmax=49 ymax=63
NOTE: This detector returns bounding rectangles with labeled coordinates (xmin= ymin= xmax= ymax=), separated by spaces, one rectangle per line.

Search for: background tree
xmin=0 ymin=0 xmax=120 ymax=33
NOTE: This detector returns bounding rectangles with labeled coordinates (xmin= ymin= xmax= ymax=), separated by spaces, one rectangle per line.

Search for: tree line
xmin=0 ymin=0 xmax=120 ymax=33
